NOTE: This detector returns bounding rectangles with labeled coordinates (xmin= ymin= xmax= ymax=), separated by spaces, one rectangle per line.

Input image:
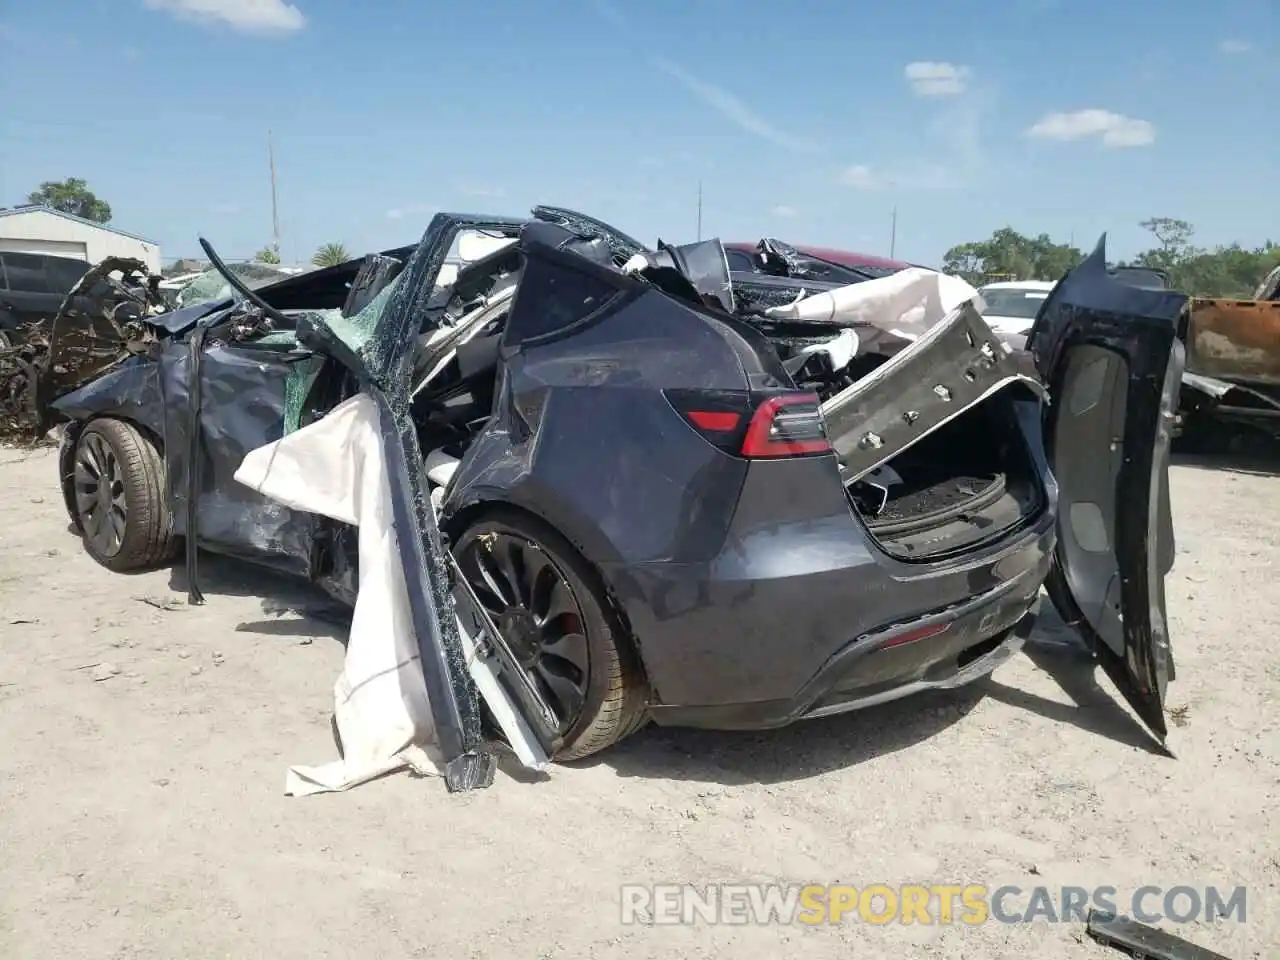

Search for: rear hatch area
xmin=804 ymin=301 xmax=1047 ymax=561
xmin=628 ymin=237 xmax=1051 ymax=563
xmin=847 ymin=389 xmax=1044 ymax=560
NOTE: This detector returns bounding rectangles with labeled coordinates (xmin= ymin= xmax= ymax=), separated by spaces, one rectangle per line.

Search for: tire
xmin=453 ymin=509 xmax=649 ymax=761
xmin=70 ymin=418 xmax=179 ymax=572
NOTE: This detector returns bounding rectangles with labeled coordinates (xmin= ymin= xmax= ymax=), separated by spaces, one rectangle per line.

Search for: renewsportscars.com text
xmin=619 ymin=883 xmax=1248 ymax=926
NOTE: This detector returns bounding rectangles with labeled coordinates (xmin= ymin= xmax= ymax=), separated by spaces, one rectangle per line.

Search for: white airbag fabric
xmin=764 ymin=267 xmax=979 ymax=341
xmin=235 ymin=394 xmax=442 ymax=795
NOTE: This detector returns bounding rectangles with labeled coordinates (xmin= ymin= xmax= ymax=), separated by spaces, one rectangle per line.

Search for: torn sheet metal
xmin=48 ymin=323 xmax=327 ymax=577
xmin=1184 ymin=297 xmax=1280 ymax=386
xmin=530 ymin=205 xmax=649 ymax=266
xmin=234 ymin=393 xmax=546 ymax=795
xmin=1 ymin=258 xmax=167 ymax=442
xmin=821 ymin=301 xmax=1043 ymax=481
xmin=1180 ymin=371 xmax=1235 ymax=399
xmin=762 ymin=267 xmax=980 ymax=340
xmin=628 ymin=239 xmax=737 ymax=313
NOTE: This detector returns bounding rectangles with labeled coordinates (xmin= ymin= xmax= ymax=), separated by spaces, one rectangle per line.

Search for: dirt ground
xmin=1 ymin=445 xmax=1276 ymax=960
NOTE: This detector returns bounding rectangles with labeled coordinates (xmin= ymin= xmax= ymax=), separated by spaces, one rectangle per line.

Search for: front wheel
xmin=71 ymin=418 xmax=179 ymax=572
xmin=452 ymin=510 xmax=649 ymax=761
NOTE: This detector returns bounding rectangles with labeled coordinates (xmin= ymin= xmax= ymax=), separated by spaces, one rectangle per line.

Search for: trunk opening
xmin=844 ymin=387 xmax=1043 ymax=562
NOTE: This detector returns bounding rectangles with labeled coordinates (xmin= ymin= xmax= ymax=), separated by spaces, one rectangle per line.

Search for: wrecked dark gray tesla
xmin=11 ymin=206 xmax=1185 ymax=773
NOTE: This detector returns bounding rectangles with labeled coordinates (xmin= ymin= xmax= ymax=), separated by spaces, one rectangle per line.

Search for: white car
xmin=976 ymin=280 xmax=1056 ymax=349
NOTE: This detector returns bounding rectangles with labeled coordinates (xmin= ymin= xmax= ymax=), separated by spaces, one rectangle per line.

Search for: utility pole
xmin=696 ymin=180 xmax=703 ymax=241
xmin=889 ymin=206 xmax=897 ymax=259
xmin=268 ymin=130 xmax=281 ymax=259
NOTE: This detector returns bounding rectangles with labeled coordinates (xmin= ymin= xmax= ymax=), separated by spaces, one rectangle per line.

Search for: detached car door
xmin=1027 ymin=239 xmax=1187 ymax=742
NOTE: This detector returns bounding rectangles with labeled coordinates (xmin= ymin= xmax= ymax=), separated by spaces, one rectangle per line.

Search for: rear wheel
xmin=452 ymin=510 xmax=648 ymax=761
xmin=71 ymin=418 xmax=179 ymax=572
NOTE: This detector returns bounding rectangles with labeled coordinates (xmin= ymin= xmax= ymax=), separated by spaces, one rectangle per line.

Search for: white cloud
xmin=1218 ymin=39 xmax=1252 ymax=54
xmin=836 ymin=161 xmax=966 ymax=192
xmin=143 ymin=0 xmax=306 ymax=36
xmin=770 ymin=205 xmax=797 ymax=218
xmin=904 ymin=61 xmax=971 ymax=97
xmin=837 ymin=165 xmax=881 ymax=189
xmin=1026 ymin=109 xmax=1155 ymax=148
xmin=653 ymin=57 xmax=818 ymax=153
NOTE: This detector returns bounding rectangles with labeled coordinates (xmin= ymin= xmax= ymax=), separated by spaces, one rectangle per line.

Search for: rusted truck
xmin=1177 ymin=267 xmax=1280 ymax=448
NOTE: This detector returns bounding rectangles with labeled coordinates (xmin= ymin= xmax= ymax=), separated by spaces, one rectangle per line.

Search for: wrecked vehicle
xmin=0 ymin=257 xmax=167 ymax=441
xmin=7 ymin=207 xmax=1184 ymax=778
xmin=724 ymin=239 xmax=913 ymax=280
xmin=1176 ymin=285 xmax=1280 ymax=449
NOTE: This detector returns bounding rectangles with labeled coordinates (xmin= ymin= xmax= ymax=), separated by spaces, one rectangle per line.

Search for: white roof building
xmin=0 ymin=206 xmax=161 ymax=272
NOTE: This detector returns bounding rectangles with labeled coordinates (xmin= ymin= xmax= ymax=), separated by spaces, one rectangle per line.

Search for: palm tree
xmin=312 ymin=243 xmax=351 ymax=268
xmin=253 ymin=246 xmax=281 ymax=264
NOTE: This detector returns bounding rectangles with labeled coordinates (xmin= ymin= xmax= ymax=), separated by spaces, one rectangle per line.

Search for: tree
xmin=254 ymin=247 xmax=281 ymax=264
xmin=942 ymin=227 xmax=1082 ymax=285
xmin=1124 ymin=219 xmax=1280 ymax=298
xmin=25 ymin=178 xmax=112 ymax=223
xmin=312 ymin=243 xmax=351 ymax=268
xmin=944 ymin=219 xmax=1280 ymax=298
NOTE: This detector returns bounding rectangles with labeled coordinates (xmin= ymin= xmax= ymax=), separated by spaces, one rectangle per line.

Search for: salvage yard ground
xmin=1 ymin=446 xmax=1277 ymax=960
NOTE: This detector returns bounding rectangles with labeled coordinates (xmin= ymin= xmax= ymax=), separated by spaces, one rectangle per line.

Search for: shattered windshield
xmin=316 ymin=272 xmax=404 ymax=356
xmin=174 ymin=263 xmax=299 ymax=308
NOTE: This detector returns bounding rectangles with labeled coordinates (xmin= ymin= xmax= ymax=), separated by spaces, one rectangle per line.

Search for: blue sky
xmin=1 ymin=0 xmax=1276 ymax=266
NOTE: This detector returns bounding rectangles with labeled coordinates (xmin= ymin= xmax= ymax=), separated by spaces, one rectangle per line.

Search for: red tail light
xmin=686 ymin=410 xmax=741 ymax=432
xmin=666 ymin=389 xmax=831 ymax=459
xmin=740 ymin=393 xmax=831 ymax=458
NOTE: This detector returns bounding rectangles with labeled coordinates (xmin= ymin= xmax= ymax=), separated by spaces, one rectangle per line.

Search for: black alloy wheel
xmin=456 ymin=530 xmax=592 ymax=733
xmin=75 ymin=428 xmax=128 ymax=560
xmin=68 ymin=418 xmax=178 ymax=572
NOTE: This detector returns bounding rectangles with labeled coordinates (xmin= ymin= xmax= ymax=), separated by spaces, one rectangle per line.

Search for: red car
xmin=724 ymin=239 xmax=916 ymax=282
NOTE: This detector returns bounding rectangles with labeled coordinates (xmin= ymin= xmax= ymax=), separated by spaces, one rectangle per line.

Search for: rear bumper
xmin=646 ymin=566 xmax=1043 ymax=730
xmin=602 ymin=429 xmax=1058 ymax=729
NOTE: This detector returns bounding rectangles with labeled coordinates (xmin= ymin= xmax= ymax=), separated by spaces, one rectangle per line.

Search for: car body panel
xmin=607 ymin=436 xmax=1057 ymax=714
xmin=1027 ymin=236 xmax=1185 ymax=741
xmin=1182 ymin=297 xmax=1280 ymax=387
xmin=440 ymin=242 xmax=769 ymax=567
xmin=821 ymin=302 xmax=1045 ymax=481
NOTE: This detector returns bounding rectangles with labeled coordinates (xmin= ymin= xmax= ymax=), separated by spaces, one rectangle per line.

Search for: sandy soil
xmin=1 ymin=445 xmax=1276 ymax=960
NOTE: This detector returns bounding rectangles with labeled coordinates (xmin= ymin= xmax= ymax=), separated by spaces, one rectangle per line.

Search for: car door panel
xmin=1029 ymin=237 xmax=1186 ymax=742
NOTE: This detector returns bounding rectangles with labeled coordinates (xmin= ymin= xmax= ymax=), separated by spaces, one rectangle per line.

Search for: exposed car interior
xmin=218 ymin=219 xmax=1042 ymax=561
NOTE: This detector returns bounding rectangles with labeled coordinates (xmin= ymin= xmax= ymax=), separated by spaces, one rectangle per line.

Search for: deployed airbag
xmin=763 ymin=267 xmax=979 ymax=340
xmin=234 ymin=393 xmax=547 ymax=795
